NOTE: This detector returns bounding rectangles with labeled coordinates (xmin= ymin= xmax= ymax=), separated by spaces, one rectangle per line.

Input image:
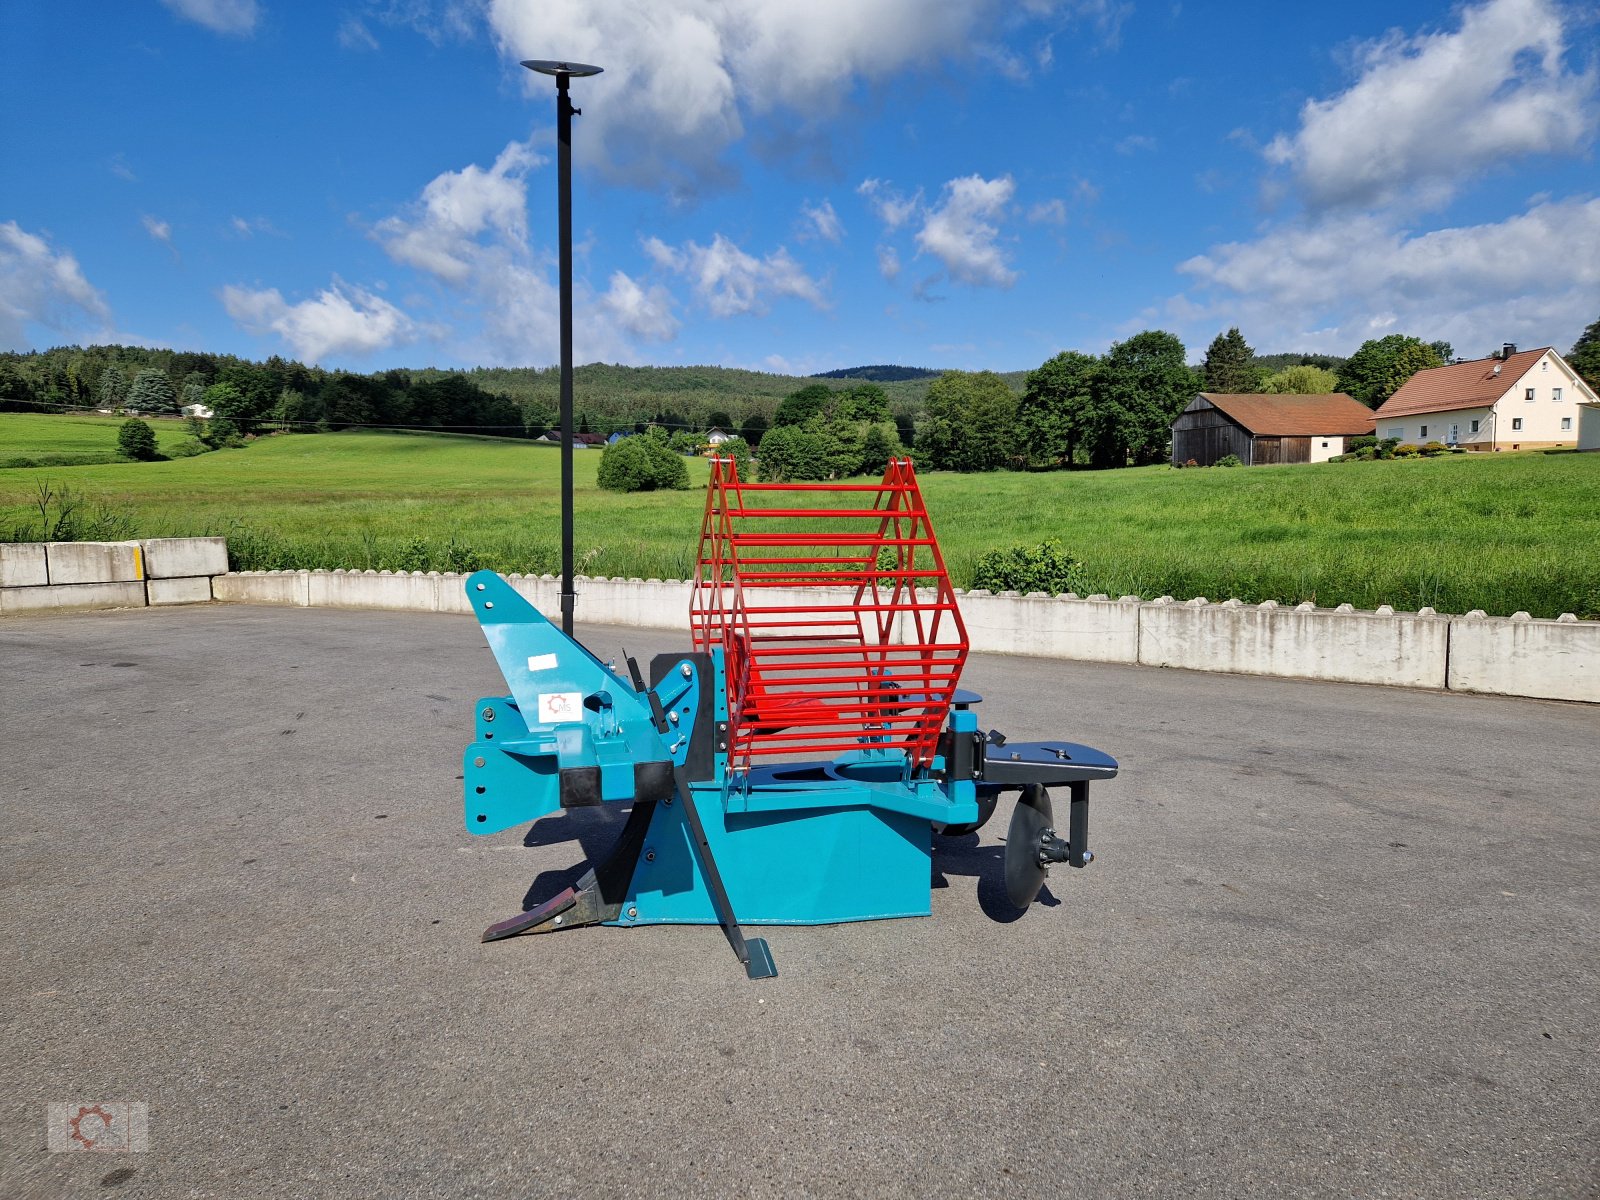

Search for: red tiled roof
xmin=1375 ymin=347 xmax=1550 ymax=418
xmin=1196 ymin=392 xmax=1376 ymax=436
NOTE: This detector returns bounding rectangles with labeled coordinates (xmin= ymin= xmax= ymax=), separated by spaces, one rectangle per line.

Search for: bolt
xmin=627 ymin=906 xmax=638 ymax=919
xmin=553 ymin=915 xmax=563 ymax=925
xmin=645 ymin=849 xmax=656 ymax=862
xmin=1081 ymin=850 xmax=1095 ymax=865
xmin=473 ymin=756 xmax=485 ymax=768
xmin=681 ymin=663 xmax=693 ymax=679
xmin=669 ymin=710 xmax=680 ymax=725
xmin=481 ymin=707 xmax=495 ymax=722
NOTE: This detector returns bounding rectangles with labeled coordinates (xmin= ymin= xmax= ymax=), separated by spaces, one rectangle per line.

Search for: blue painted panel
xmin=617 ymin=785 xmax=934 ymax=926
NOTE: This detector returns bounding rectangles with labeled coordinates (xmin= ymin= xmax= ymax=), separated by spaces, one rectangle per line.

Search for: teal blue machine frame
xmin=461 ymin=570 xmax=1114 ymax=979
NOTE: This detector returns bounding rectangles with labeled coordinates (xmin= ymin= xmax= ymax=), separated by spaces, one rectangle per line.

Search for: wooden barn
xmin=1171 ymin=393 xmax=1376 ymax=466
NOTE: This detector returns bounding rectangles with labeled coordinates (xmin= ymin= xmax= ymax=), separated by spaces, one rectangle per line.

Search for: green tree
xmin=0 ymin=361 xmax=36 ymax=412
xmin=915 ymin=370 xmax=1017 ymax=471
xmin=1083 ymin=330 xmax=1194 ymax=467
xmin=773 ymin=383 xmax=834 ymax=427
xmin=714 ymin=435 xmax=753 ymax=478
xmin=202 ymin=382 xmax=251 ymax=434
xmin=1428 ymin=340 xmax=1454 ymax=363
xmin=740 ymin=412 xmax=768 ymax=447
xmin=1336 ymin=335 xmax=1444 ymax=408
xmin=97 ymin=366 xmax=129 ymax=410
xmin=706 ymin=409 xmax=733 ymax=432
xmin=179 ymin=380 xmax=207 ymax=414
xmin=859 ymin=424 xmax=897 ymax=476
xmin=1262 ymin=364 xmax=1340 ymax=394
xmin=1568 ymin=316 xmax=1600 ymax=394
xmin=128 ymin=368 xmax=179 ymax=414
xmin=836 ymin=382 xmax=890 ymax=422
xmin=756 ymin=423 xmax=833 ymax=481
xmin=116 ymin=418 xmax=159 ymax=461
xmin=596 ymin=432 xmax=689 ymax=491
xmin=1201 ymin=327 xmax=1258 ymax=393
xmin=1014 ymin=351 xmax=1096 ymax=468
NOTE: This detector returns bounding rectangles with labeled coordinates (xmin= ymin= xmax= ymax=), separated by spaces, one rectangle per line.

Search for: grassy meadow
xmin=0 ymin=411 xmax=197 ymax=466
xmin=2 ymin=416 xmax=1597 ymax=618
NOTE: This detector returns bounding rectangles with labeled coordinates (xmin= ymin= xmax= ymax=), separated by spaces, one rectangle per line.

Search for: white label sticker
xmin=537 ymin=692 xmax=583 ymax=724
xmin=526 ymin=653 xmax=560 ymax=673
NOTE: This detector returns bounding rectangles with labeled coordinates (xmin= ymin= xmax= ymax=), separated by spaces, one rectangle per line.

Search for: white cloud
xmin=914 ymin=174 xmax=1017 ymax=288
xmin=482 ymin=1 xmax=1120 ymax=190
xmin=1265 ymin=0 xmax=1598 ymax=211
xmin=221 ymin=280 xmax=420 ymax=363
xmin=799 ymin=199 xmax=844 ymax=243
xmin=647 ymin=233 xmax=828 ymax=317
xmin=375 ymin=140 xmax=542 ymax=285
xmin=1028 ymin=198 xmax=1068 ymax=225
xmin=0 ymin=222 xmax=111 ymax=350
xmin=858 ymin=179 xmax=921 ymax=230
xmin=876 ymin=244 xmax=902 ymax=282
xmin=337 ymin=17 xmax=380 ymax=51
xmin=600 ymin=271 xmax=679 ymax=341
xmin=370 ymin=140 xmax=662 ymax=363
xmin=1115 ymin=134 xmax=1157 ymax=155
xmin=141 ymin=215 xmax=173 ymax=245
xmin=159 ymin=0 xmax=259 ymax=36
xmin=1176 ymin=197 xmax=1600 ymax=355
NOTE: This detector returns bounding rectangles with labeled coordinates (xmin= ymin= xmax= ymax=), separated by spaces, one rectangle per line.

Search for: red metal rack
xmin=690 ymin=457 xmax=969 ymax=771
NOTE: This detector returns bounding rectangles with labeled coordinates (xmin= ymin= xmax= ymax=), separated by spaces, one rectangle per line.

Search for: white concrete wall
xmin=1139 ymin=597 xmax=1449 ymax=689
xmin=1 ymin=537 xmax=227 ymax=613
xmin=1578 ymin=404 xmax=1600 ymax=452
xmin=1447 ymin=612 xmax=1600 ymax=704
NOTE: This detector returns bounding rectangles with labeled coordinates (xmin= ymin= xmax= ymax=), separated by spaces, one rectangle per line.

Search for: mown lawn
xmin=2 ymin=420 xmax=1596 ymax=618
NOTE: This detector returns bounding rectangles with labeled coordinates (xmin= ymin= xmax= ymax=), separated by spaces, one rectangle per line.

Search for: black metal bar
xmin=556 ymin=72 xmax=576 ymax=636
xmin=672 ymin=765 xmax=777 ymax=979
xmin=1068 ymin=781 xmax=1092 ymax=868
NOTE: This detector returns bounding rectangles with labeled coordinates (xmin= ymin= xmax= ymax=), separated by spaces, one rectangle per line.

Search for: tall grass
xmin=2 ymin=420 xmax=1596 ymax=617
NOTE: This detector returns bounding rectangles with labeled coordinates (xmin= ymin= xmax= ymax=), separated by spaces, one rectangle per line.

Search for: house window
xmin=1512 ymin=418 xmax=1523 ymax=431
xmin=1419 ymin=424 xmax=1428 ymax=437
xmin=1561 ymin=416 xmax=1572 ymax=431
xmin=1449 ymin=424 xmax=1458 ymax=443
xmin=1386 ymin=426 xmax=1404 ymax=439
xmin=1470 ymin=419 xmax=1480 ymax=433
xmin=1320 ymin=441 xmax=1329 ymax=448
xmin=1553 ymin=387 xmax=1563 ymax=402
xmin=1525 ymin=388 xmax=1535 ymax=402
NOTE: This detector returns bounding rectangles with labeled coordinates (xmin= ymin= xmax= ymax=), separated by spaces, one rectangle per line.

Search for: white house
xmin=181 ymin=402 xmax=214 ymax=419
xmin=1373 ymin=344 xmax=1600 ymax=451
xmin=706 ymin=427 xmax=732 ymax=446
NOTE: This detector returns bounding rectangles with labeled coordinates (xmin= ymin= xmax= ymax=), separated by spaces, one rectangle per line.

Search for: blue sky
xmin=3 ymin=0 xmax=1596 ymax=374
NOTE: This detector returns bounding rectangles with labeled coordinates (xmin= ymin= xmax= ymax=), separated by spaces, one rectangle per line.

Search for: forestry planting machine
xmin=460 ymin=457 xmax=1117 ymax=978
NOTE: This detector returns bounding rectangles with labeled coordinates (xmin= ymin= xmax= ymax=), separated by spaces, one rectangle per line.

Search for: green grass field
xmin=0 ymin=411 xmax=196 ymax=466
xmin=2 ymin=417 xmax=1597 ymax=617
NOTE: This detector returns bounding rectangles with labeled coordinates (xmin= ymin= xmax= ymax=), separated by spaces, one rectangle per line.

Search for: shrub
xmin=1348 ymin=435 xmax=1377 ymax=453
xmin=1420 ymin=441 xmax=1447 ymax=456
xmin=971 ymin=539 xmax=1086 ymax=595
xmin=166 ymin=437 xmax=208 ymax=459
xmin=1214 ymin=454 xmax=1242 ymax=468
xmin=116 ymin=418 xmax=159 ymax=461
xmin=1394 ymin=443 xmax=1419 ymax=457
xmin=597 ymin=434 xmax=689 ymax=492
xmin=206 ymin=416 xmax=244 ymax=448
xmin=713 ymin=435 xmax=752 ymax=479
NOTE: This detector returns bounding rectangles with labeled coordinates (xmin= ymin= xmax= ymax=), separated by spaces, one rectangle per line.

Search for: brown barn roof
xmin=1196 ymin=393 xmax=1376 ymax=436
xmin=1375 ymin=347 xmax=1550 ymax=418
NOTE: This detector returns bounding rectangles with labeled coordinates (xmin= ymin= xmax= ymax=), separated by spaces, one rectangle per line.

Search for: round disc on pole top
xmin=522 ymin=60 xmax=604 ymax=77
xmin=1003 ymin=784 xmax=1054 ymax=910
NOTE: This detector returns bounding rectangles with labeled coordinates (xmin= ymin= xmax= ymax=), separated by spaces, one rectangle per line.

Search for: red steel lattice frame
xmin=690 ymin=456 xmax=968 ymax=771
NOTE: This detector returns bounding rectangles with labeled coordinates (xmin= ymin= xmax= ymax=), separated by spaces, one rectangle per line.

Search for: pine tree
xmin=1569 ymin=317 xmax=1600 ymax=394
xmin=128 ymin=368 xmax=179 ymax=414
xmin=1201 ymin=327 xmax=1257 ymax=393
xmin=117 ymin=418 xmax=158 ymax=461
xmin=97 ymin=366 xmax=129 ymax=410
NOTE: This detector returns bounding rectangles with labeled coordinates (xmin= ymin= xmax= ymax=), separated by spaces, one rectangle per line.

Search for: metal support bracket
xmin=672 ymin=764 xmax=777 ymax=980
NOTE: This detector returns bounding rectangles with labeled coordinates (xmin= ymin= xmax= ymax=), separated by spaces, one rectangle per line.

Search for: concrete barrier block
xmin=958 ymin=592 xmax=1141 ymax=663
xmin=308 ymin=569 xmax=439 ymax=612
xmin=148 ymin=576 xmax=213 ymax=605
xmin=1 ymin=543 xmax=48 ymax=588
xmin=1 ymin=581 xmax=147 ymax=615
xmin=140 ymin=537 xmax=228 ymax=579
xmin=1447 ymin=616 xmax=1600 ymax=703
xmin=45 ymin=541 xmax=145 ymax=584
xmin=436 ymin=573 xmax=476 ymax=615
xmin=213 ymin=572 xmax=307 ymax=606
xmin=576 ymin=576 xmax=691 ymax=631
xmin=1139 ymin=602 xmax=1449 ymax=689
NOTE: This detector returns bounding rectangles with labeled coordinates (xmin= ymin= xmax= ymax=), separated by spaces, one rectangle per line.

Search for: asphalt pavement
xmin=1 ymin=604 xmax=1596 ymax=1199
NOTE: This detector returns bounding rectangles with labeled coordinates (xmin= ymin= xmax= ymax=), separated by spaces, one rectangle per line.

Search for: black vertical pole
xmin=556 ymin=72 xmax=576 ymax=637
